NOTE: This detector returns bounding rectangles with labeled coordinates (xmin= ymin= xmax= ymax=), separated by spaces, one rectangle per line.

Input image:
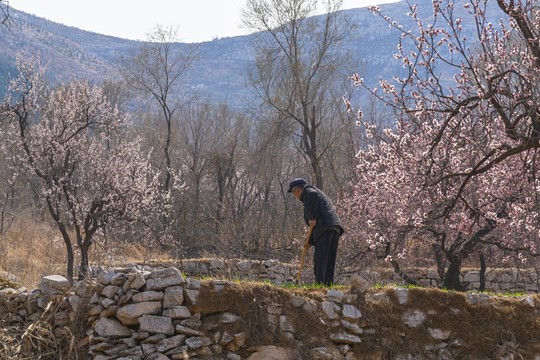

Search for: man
xmin=288 ymin=178 xmax=344 ymax=286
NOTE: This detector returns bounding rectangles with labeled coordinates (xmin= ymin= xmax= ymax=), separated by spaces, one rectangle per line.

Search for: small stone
xmin=329 ymin=332 xmax=362 ymax=344
xmin=175 ymin=324 xmax=204 ymax=336
xmin=133 ymin=291 xmax=164 ymax=303
xmin=326 ymin=289 xmax=345 ymax=303
xmin=342 ymin=304 xmax=362 ymax=321
xmin=185 ymin=336 xmax=212 ymax=349
xmin=291 ymin=296 xmax=305 ymax=308
xmin=350 ymin=274 xmax=370 ymax=293
xmin=402 ymin=309 xmax=427 ymax=328
xmin=220 ymin=312 xmax=241 ymax=324
xmin=428 ymin=328 xmax=452 ymax=340
xmin=101 ymin=285 xmax=120 ymax=299
xmin=394 ymin=287 xmax=409 ymax=305
xmin=163 ymin=306 xmax=191 ymax=319
xmin=322 ymin=301 xmax=339 ymax=320
xmin=156 ymin=334 xmax=186 ymax=353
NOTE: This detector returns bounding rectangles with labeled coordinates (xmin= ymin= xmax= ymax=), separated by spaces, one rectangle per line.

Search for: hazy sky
xmin=8 ymin=0 xmax=400 ymax=43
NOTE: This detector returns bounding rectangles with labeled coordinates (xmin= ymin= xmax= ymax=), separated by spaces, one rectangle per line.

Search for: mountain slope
xmin=0 ymin=1 xmax=507 ymax=105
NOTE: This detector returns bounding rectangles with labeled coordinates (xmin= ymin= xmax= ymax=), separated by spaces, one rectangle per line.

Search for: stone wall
xmin=1 ymin=265 xmax=539 ymax=360
xmin=163 ymin=258 xmax=540 ymax=293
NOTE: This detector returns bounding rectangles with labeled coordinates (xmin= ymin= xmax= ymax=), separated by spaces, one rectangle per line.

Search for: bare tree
xmin=0 ymin=1 xmax=11 ymax=28
xmin=173 ymin=102 xmax=218 ymax=254
xmin=242 ymin=0 xmax=358 ymax=190
xmin=121 ymin=25 xmax=198 ymax=192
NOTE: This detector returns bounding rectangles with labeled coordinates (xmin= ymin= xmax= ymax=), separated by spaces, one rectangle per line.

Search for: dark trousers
xmin=313 ymin=230 xmax=339 ymax=286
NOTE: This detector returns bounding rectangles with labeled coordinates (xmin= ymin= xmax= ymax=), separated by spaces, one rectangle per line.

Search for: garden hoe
xmin=295 ymin=223 xmax=315 ymax=286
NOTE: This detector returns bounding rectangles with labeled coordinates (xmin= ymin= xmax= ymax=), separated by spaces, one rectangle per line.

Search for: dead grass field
xmin=0 ymin=219 xmax=539 ymax=359
xmin=0 ymin=219 xmax=172 ymax=288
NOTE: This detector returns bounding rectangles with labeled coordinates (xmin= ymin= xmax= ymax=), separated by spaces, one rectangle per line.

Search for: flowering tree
xmin=343 ymin=0 xmax=540 ymax=290
xmin=0 ymin=54 xmax=166 ymax=283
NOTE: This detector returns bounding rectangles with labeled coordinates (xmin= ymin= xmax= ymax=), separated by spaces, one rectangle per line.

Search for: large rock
xmin=463 ymin=271 xmax=480 ymax=283
xmin=117 ymin=302 xmax=162 ymax=325
xmin=94 ymin=317 xmax=131 ymax=338
xmin=39 ymin=275 xmax=70 ymax=294
xmin=182 ymin=261 xmax=209 ymax=275
xmin=219 ymin=312 xmax=241 ymax=324
xmin=139 ymin=315 xmax=175 ymax=335
xmin=145 ymin=353 xmax=170 ymax=360
xmin=146 ymin=268 xmax=185 ymax=290
xmin=322 ymin=301 xmax=339 ymax=320
xmin=310 ymin=346 xmax=343 ymax=359
xmin=175 ymin=324 xmax=205 ymax=336
xmin=163 ymin=286 xmax=184 ymax=308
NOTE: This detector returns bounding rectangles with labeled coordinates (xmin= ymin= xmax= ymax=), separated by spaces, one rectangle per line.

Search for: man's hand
xmin=309 ymin=219 xmax=316 ymax=228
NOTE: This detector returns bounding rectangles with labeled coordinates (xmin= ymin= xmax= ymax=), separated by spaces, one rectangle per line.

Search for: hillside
xmin=0 ymin=0 xmax=516 ymax=107
xmin=0 ymin=1 xmax=509 ymax=106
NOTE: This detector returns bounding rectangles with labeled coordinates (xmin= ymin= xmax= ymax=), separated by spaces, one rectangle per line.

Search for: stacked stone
xmin=1 ymin=267 xmax=539 ymax=359
xmin=157 ymin=259 xmax=540 ymax=293
xmin=86 ymin=267 xmax=250 ymax=359
xmin=180 ymin=259 xmax=295 ymax=285
xmin=290 ymin=288 xmax=364 ymax=359
xmin=462 ymin=269 xmax=539 ymax=292
xmin=0 ymin=274 xmax=74 ymax=343
xmin=348 ymin=268 xmax=539 ymax=293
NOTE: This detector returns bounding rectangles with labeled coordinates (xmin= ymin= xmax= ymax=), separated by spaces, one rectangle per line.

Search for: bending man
xmin=288 ymin=178 xmax=344 ymax=286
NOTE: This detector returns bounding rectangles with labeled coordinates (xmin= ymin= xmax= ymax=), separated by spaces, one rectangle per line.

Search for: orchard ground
xmin=0 ymin=220 xmax=539 ymax=359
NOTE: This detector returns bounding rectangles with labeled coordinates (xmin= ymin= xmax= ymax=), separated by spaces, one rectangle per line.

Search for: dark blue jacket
xmin=300 ymin=185 xmax=344 ymax=244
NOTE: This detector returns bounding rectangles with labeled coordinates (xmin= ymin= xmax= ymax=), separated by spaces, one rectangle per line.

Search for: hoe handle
xmin=295 ymin=224 xmax=315 ymax=285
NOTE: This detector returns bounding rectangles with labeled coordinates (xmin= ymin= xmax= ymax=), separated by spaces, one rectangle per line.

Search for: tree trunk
xmin=79 ymin=244 xmax=89 ymax=281
xmin=443 ymin=259 xmax=463 ymax=291
xmin=479 ymin=253 xmax=486 ymax=292
xmin=432 ymin=243 xmax=446 ymax=280
xmin=164 ymin=114 xmax=172 ymax=193
xmin=443 ymin=225 xmax=495 ymax=291
xmin=48 ymin=200 xmax=75 ymax=285
xmin=59 ymin=229 xmax=74 ymax=285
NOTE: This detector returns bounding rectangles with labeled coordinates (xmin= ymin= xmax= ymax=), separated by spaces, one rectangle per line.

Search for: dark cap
xmin=287 ymin=178 xmax=307 ymax=192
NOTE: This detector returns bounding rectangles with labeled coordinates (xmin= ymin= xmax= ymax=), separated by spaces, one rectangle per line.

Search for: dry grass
xmin=0 ymin=219 xmax=173 ymax=288
xmin=355 ymin=286 xmax=540 ymax=359
xmin=0 ymin=219 xmax=65 ymax=287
